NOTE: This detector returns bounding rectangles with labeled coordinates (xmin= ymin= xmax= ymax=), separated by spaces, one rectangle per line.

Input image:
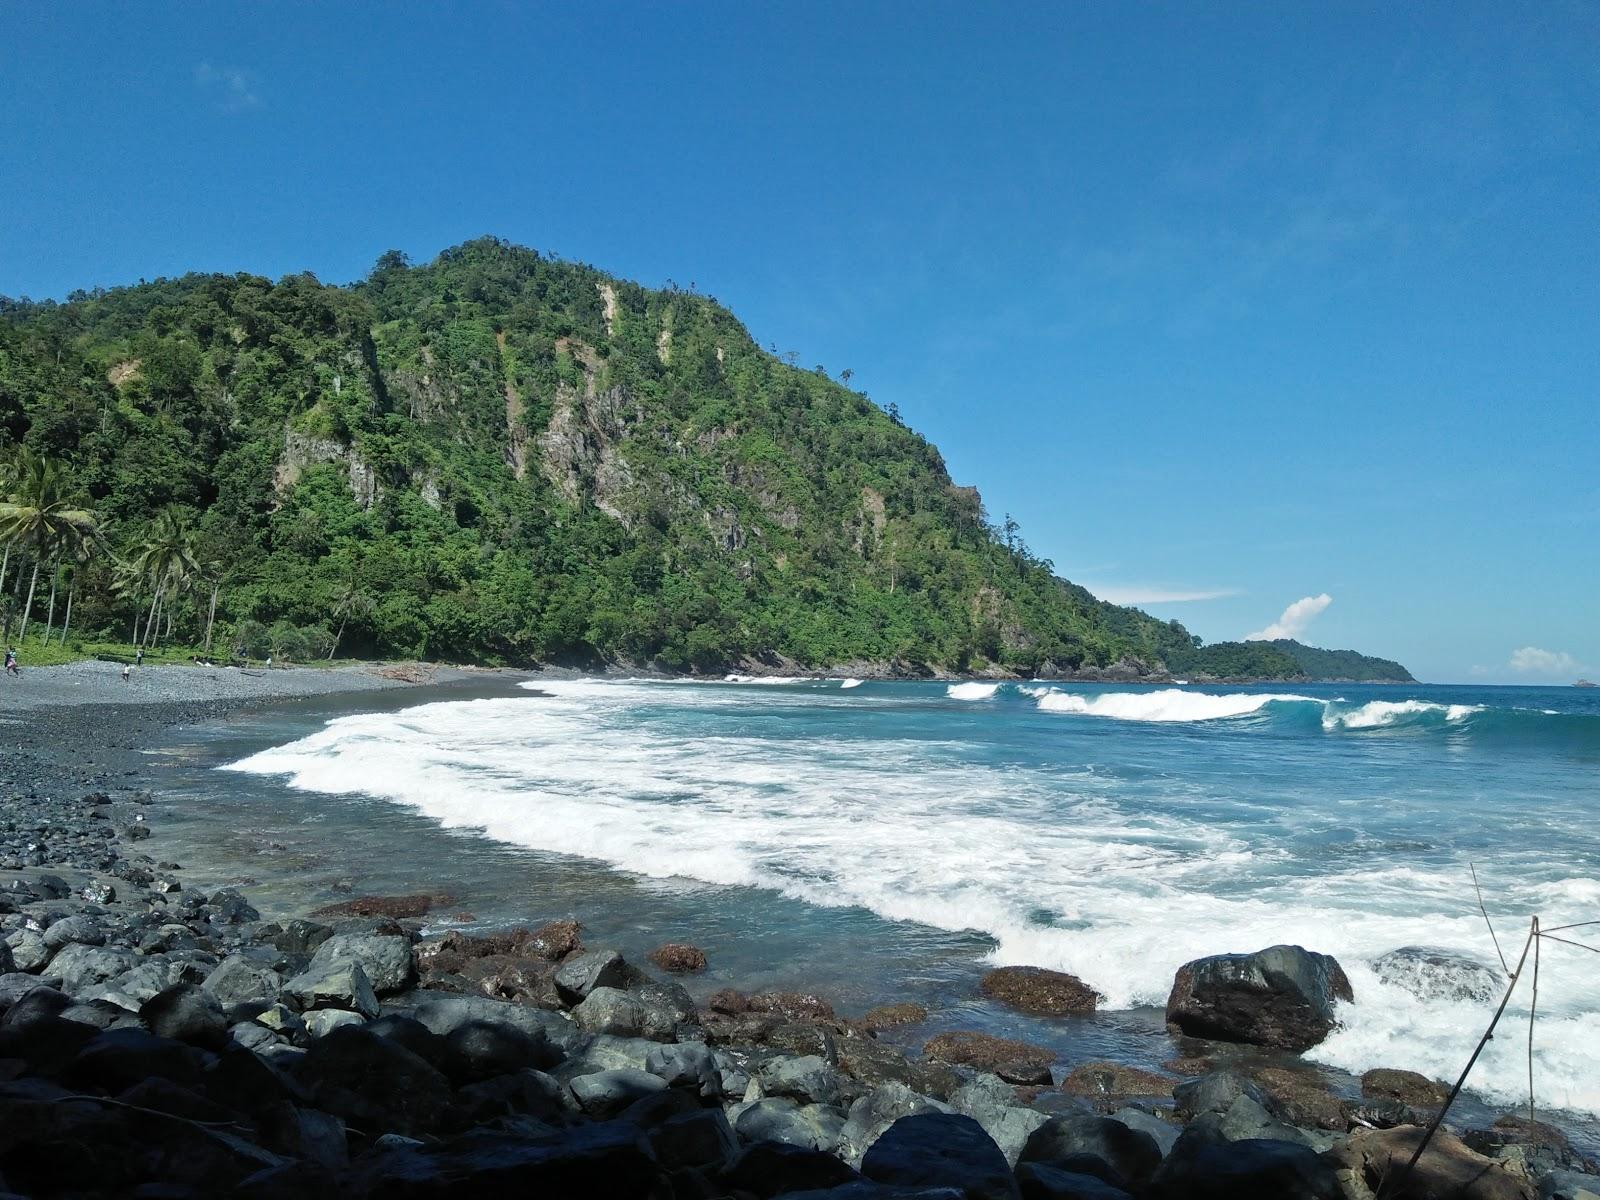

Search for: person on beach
xmin=120 ymin=664 xmax=131 ymax=682
xmin=4 ymin=648 xmax=17 ymax=676
xmin=135 ymin=648 xmax=143 ymax=667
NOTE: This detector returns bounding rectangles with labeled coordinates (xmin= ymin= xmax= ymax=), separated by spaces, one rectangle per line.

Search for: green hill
xmin=1264 ymin=640 xmax=1415 ymax=683
xmin=0 ymin=237 xmax=1398 ymax=681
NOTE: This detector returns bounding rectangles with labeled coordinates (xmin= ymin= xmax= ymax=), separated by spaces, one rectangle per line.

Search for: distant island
xmin=1 ymin=238 xmax=1409 ymax=683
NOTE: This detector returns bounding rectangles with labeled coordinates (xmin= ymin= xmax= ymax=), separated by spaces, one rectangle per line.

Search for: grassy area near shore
xmin=2 ymin=636 xmax=369 ymax=671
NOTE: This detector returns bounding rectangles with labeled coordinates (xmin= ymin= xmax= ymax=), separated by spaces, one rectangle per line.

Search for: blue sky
xmin=3 ymin=2 xmax=1596 ymax=682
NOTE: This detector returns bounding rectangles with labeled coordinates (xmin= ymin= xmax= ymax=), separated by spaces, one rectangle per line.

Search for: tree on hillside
xmin=126 ymin=510 xmax=202 ymax=648
xmin=57 ymin=517 xmax=105 ymax=646
xmin=0 ymin=450 xmax=99 ymax=644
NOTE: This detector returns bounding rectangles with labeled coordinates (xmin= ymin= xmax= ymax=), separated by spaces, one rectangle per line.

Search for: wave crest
xmin=1036 ymin=688 xmax=1315 ymax=723
xmin=947 ymin=682 xmax=1001 ymax=700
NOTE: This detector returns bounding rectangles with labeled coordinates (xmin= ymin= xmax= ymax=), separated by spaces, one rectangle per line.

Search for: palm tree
xmin=328 ymin=573 xmax=374 ymax=659
xmin=0 ymin=449 xmax=20 ymax=597
xmin=0 ymin=453 xmax=98 ymax=645
xmin=127 ymin=510 xmax=201 ymax=648
xmin=58 ymin=520 xmax=105 ymax=647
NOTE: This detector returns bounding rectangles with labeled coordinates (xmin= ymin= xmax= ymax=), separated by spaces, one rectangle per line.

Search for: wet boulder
xmin=980 ymin=967 xmax=1099 ymax=1017
xmin=924 ymin=1031 xmax=1056 ymax=1085
xmin=1374 ymin=945 xmax=1503 ymax=1005
xmin=1060 ymin=1061 xmax=1176 ymax=1100
xmin=1360 ymin=1067 xmax=1450 ymax=1107
xmin=1165 ymin=945 xmax=1352 ymax=1051
xmin=860 ymin=1002 xmax=930 ymax=1032
xmin=648 ymin=942 xmax=708 ymax=973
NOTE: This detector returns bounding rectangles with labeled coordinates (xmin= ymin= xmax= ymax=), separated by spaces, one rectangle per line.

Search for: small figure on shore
xmin=4 ymin=648 xmax=17 ymax=676
xmin=120 ymin=664 xmax=131 ymax=682
xmin=265 ymin=655 xmax=272 ymax=670
xmin=135 ymin=648 xmax=144 ymax=667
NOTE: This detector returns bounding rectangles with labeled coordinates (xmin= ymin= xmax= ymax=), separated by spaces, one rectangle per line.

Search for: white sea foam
xmin=723 ymin=674 xmax=810 ymax=684
xmin=1037 ymin=688 xmax=1315 ymax=722
xmin=839 ymin=678 xmax=864 ymax=689
xmin=225 ymin=677 xmax=1600 ymax=1116
xmin=946 ymin=682 xmax=1000 ymax=700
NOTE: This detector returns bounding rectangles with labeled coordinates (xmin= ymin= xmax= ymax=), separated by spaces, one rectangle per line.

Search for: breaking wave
xmin=224 ymin=676 xmax=1600 ymax=1115
xmin=946 ymin=682 xmax=1001 ymax=700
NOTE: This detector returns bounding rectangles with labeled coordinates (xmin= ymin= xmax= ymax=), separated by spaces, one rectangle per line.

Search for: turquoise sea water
xmin=154 ymin=677 xmax=1600 ymax=1122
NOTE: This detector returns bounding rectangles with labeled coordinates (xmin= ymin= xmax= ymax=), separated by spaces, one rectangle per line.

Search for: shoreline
xmin=2 ymin=672 xmax=1594 ymax=1196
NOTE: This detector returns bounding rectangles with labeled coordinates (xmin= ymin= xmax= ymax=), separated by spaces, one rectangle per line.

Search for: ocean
xmin=149 ymin=677 xmax=1600 ymax=1126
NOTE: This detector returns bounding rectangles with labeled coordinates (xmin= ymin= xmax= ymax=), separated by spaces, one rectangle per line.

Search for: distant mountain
xmin=1 ymin=237 xmax=1403 ymax=681
xmin=1264 ymin=640 xmax=1415 ymax=683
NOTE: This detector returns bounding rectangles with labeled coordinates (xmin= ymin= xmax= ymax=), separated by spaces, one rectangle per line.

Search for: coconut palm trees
xmin=125 ymin=509 xmax=202 ymax=649
xmin=0 ymin=450 xmax=99 ymax=645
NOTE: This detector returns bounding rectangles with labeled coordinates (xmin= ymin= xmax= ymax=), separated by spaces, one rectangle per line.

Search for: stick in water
xmin=1381 ymin=918 xmax=1537 ymax=1198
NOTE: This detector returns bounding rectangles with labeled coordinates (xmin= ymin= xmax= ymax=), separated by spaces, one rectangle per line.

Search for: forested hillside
xmin=1266 ymin=640 xmax=1414 ymax=683
xmin=0 ymin=238 xmax=1400 ymax=679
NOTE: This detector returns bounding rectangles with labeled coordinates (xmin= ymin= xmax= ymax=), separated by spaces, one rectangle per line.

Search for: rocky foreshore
xmin=3 ymin=705 xmax=1598 ymax=1198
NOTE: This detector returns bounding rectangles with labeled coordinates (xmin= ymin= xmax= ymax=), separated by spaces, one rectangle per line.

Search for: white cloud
xmin=1088 ymin=585 xmax=1239 ymax=606
xmin=1508 ymin=646 xmax=1584 ymax=676
xmin=195 ymin=62 xmax=261 ymax=111
xmin=1245 ymin=593 xmax=1332 ymax=642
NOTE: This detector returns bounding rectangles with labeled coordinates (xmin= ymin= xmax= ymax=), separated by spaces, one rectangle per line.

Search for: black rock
xmin=367 ymin=1014 xmax=453 ymax=1072
xmin=861 ymin=1112 xmax=1021 ymax=1200
xmin=554 ymin=949 xmax=629 ymax=1007
xmin=65 ymin=1027 xmax=209 ymax=1092
xmin=263 ymin=919 xmax=334 ymax=957
xmin=1173 ymin=1070 xmax=1275 ymax=1119
xmin=346 ymin=1121 xmax=663 ymax=1197
xmin=0 ymin=984 xmax=71 ymax=1029
xmin=141 ymin=983 xmax=229 ymax=1050
xmin=646 ymin=1107 xmax=739 ymax=1171
xmin=1165 ymin=945 xmax=1353 ymax=1052
xmin=568 ymin=1067 xmax=667 ymax=1118
xmin=723 ymin=1141 xmax=863 ymax=1197
xmin=1020 ymin=1116 xmax=1162 ymax=1186
xmin=293 ymin=1025 xmax=453 ymax=1137
xmin=1016 ymin=1161 xmax=1134 ymax=1200
xmin=1146 ymin=1133 xmax=1341 ymax=1199
xmin=443 ymin=1018 xmax=556 ymax=1083
xmin=454 ymin=1069 xmax=568 ymax=1125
